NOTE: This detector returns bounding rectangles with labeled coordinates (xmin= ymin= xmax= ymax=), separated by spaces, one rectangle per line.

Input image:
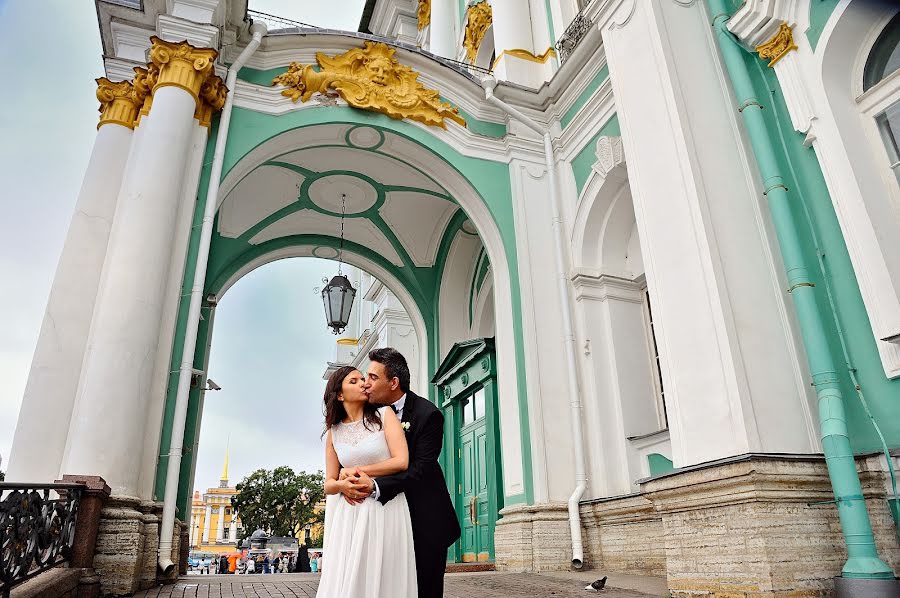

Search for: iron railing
xmin=0 ymin=483 xmax=83 ymax=598
xmin=555 ymin=10 xmax=593 ymax=65
xmin=244 ymin=9 xmax=492 ymax=81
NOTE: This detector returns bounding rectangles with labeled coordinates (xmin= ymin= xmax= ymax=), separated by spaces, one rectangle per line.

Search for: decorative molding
xmin=417 ymin=0 xmax=430 ymax=31
xmin=149 ymin=36 xmax=218 ymax=103
xmin=271 ymin=41 xmax=466 ymax=129
xmin=156 ymin=14 xmax=219 ymax=50
xmin=109 ymin=21 xmax=154 ymax=62
xmin=463 ymin=1 xmax=492 ymax=64
xmin=591 ymin=135 xmax=626 ymax=180
xmin=755 ymin=22 xmax=798 ymax=67
xmin=96 ymin=78 xmax=141 ymax=130
xmin=194 ymin=75 xmax=227 ymax=127
xmin=492 ymin=47 xmax=556 ymax=70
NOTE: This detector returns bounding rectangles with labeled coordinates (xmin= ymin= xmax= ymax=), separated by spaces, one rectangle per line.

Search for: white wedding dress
xmin=316 ymin=408 xmax=417 ymax=598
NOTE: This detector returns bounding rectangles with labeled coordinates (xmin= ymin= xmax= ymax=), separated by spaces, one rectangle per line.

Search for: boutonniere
xmin=401 ymin=422 xmax=411 ymax=432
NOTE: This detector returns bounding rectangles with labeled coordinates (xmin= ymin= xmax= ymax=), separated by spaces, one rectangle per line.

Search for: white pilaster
xmin=595 ymin=0 xmax=817 ymax=467
xmin=572 ymin=272 xmax=661 ymax=496
xmin=61 ymin=81 xmax=205 ymax=496
xmin=7 ymin=121 xmax=133 ymax=483
xmin=229 ymin=516 xmax=237 ymax=542
xmin=203 ymin=504 xmax=211 ymax=543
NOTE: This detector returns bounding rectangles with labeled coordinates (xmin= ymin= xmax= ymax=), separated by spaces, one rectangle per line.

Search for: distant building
xmin=188 ymin=450 xmax=241 ymax=554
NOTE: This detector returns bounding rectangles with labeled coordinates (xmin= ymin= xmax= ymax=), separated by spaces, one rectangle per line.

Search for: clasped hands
xmin=338 ymin=467 xmax=374 ymax=505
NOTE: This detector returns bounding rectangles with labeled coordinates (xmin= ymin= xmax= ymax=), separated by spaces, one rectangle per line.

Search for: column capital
xmin=194 ymin=74 xmax=227 ymax=128
xmin=463 ymin=1 xmax=492 ymax=63
xmin=96 ymin=78 xmax=141 ymax=130
xmin=149 ymin=36 xmax=218 ymax=104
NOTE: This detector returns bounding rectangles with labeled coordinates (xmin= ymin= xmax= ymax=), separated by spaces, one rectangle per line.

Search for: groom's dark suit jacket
xmin=376 ymin=391 xmax=461 ymax=551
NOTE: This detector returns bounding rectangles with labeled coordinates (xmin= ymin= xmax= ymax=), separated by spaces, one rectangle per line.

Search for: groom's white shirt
xmin=370 ymin=393 xmax=406 ymax=501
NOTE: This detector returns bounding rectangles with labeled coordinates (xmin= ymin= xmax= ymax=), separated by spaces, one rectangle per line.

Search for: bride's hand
xmin=339 ymin=467 xmax=358 ymax=481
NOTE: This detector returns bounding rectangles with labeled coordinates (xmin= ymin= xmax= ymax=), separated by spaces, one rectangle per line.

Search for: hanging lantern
xmin=321 ymin=193 xmax=357 ymax=334
xmin=321 ymin=274 xmax=357 ymax=334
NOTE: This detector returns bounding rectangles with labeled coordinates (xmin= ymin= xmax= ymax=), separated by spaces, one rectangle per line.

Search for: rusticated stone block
xmin=495 ymin=503 xmax=570 ymax=572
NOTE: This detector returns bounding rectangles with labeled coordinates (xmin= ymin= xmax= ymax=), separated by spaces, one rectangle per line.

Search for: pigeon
xmin=584 ymin=576 xmax=607 ymax=591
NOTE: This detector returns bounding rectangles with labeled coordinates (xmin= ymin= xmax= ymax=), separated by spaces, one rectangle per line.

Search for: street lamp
xmin=321 ymin=193 xmax=357 ymax=334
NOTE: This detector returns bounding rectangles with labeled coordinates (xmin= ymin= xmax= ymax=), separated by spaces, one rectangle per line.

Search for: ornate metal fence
xmin=0 ymin=483 xmax=83 ymax=598
xmin=555 ymin=11 xmax=593 ymax=65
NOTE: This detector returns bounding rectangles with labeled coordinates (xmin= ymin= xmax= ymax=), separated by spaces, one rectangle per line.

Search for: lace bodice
xmin=330 ymin=408 xmax=391 ymax=469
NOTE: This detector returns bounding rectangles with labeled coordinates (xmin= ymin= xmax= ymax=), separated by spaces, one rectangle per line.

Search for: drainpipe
xmin=706 ymin=1 xmax=893 ymax=581
xmin=157 ymin=21 xmax=267 ymax=574
xmin=481 ymin=76 xmax=587 ymax=568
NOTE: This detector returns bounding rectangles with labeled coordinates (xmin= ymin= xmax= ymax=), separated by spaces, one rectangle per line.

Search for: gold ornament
xmin=492 ymin=47 xmax=556 ymax=70
xmin=194 ymin=75 xmax=228 ymax=127
xmin=463 ymin=1 xmax=492 ymax=64
xmin=96 ymin=78 xmax=141 ymax=130
xmin=131 ymin=66 xmax=156 ymax=124
xmin=271 ymin=41 xmax=466 ymax=129
xmin=417 ymin=0 xmax=431 ymax=30
xmin=755 ymin=22 xmax=797 ymax=67
xmin=149 ymin=36 xmax=219 ymax=103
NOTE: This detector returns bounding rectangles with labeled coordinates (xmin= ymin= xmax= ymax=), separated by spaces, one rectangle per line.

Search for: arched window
xmin=865 ymin=11 xmax=900 ymax=187
xmin=864 ymin=12 xmax=900 ymax=92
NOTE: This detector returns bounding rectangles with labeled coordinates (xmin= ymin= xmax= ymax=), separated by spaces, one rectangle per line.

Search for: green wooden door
xmin=458 ymin=388 xmax=494 ymax=562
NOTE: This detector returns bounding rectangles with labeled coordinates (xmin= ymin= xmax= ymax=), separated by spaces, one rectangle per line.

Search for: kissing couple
xmin=316 ymin=347 xmax=461 ymax=598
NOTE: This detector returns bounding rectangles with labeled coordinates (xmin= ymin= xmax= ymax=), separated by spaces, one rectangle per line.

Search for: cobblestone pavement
xmin=135 ymin=573 xmax=659 ymax=598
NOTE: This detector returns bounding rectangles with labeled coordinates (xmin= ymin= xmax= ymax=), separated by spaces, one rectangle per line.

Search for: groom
xmin=342 ymin=347 xmax=461 ymax=598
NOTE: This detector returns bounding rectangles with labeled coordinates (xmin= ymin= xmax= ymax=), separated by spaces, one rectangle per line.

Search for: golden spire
xmin=220 ymin=437 xmax=230 ymax=486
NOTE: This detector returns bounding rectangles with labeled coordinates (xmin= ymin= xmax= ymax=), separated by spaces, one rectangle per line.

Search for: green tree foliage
xmin=232 ymin=467 xmax=324 ymax=538
xmin=0 ymin=470 xmax=5 ymax=482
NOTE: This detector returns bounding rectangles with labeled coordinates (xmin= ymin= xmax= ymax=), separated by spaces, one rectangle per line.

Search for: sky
xmin=0 ymin=0 xmax=366 ymax=491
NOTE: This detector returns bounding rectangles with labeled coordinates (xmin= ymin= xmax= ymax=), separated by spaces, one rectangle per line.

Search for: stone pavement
xmin=135 ymin=572 xmax=667 ymax=598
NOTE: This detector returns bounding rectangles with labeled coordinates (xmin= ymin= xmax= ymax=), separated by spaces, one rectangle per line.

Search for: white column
xmin=189 ymin=514 xmax=197 ymax=546
xmin=489 ymin=0 xmax=550 ymax=87
xmin=7 ymin=81 xmax=138 ymax=483
xmin=202 ymin=504 xmax=212 ymax=543
xmin=430 ymin=0 xmax=458 ymax=59
xmin=229 ymin=516 xmax=237 ymax=543
xmin=216 ymin=505 xmax=225 ymax=543
xmin=596 ymin=0 xmax=818 ymax=467
xmin=61 ymin=39 xmax=223 ymax=497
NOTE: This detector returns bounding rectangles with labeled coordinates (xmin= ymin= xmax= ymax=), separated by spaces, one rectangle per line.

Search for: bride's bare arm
xmin=355 ymin=408 xmax=409 ymax=477
xmin=324 ymin=430 xmax=352 ymax=495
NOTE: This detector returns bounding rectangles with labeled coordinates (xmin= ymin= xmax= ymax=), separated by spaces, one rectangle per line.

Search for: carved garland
xmin=271 ymin=41 xmax=466 ymax=129
xmin=463 ymin=1 xmax=493 ymax=64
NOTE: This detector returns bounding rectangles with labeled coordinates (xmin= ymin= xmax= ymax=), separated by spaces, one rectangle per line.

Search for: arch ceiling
xmin=217 ymin=123 xmax=463 ymax=272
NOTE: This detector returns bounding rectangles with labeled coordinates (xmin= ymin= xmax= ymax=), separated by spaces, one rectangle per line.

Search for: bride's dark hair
xmin=323 ymin=365 xmax=382 ymax=436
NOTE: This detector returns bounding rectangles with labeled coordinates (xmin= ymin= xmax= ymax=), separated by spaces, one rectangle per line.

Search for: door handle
xmin=469 ymin=496 xmax=478 ymax=525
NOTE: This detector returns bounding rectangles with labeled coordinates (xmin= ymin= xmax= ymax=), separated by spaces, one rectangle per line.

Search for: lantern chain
xmin=338 ymin=193 xmax=346 ymax=275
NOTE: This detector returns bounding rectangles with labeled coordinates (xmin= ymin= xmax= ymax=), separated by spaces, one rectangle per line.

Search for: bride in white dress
xmin=316 ymin=365 xmax=417 ymax=598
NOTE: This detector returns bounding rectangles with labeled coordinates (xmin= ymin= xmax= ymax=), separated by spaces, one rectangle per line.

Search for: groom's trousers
xmin=416 ymin=545 xmax=448 ymax=598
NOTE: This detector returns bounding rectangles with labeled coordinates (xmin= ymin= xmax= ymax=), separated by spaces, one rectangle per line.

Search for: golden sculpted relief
xmin=755 ymin=22 xmax=797 ymax=67
xmin=149 ymin=36 xmax=219 ymax=100
xmin=463 ymin=1 xmax=492 ymax=64
xmin=271 ymin=41 xmax=466 ymax=129
xmin=417 ymin=0 xmax=431 ymax=30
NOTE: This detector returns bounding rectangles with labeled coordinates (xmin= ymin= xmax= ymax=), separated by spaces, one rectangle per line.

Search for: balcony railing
xmin=0 ymin=483 xmax=83 ymax=598
xmin=244 ymin=9 xmax=492 ymax=80
xmin=555 ymin=10 xmax=593 ymax=65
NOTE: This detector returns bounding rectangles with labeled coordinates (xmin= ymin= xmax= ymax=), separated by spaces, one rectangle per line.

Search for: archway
xmin=152 ymin=111 xmax=532 ymax=564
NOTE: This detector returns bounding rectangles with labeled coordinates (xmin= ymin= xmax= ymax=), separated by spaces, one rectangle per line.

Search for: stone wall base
xmin=494 ymin=454 xmax=900 ymax=597
xmin=93 ymin=496 xmax=181 ymax=595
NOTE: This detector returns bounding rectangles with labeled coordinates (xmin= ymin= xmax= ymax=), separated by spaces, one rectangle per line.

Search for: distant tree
xmin=0 ymin=470 xmax=5 ymax=482
xmin=232 ymin=467 xmax=324 ymax=538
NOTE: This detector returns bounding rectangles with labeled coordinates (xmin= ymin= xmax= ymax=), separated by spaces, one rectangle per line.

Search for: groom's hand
xmin=339 ymin=468 xmax=373 ymax=505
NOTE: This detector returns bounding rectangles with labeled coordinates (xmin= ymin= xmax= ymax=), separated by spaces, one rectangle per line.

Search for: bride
xmin=316 ymin=365 xmax=417 ymax=598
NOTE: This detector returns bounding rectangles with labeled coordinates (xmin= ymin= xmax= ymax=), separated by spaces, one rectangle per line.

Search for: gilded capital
xmin=132 ymin=66 xmax=156 ymax=123
xmin=755 ymin=22 xmax=797 ymax=67
xmin=96 ymin=78 xmax=141 ymax=129
xmin=194 ymin=74 xmax=228 ymax=127
xmin=149 ymin=36 xmax=219 ymax=103
xmin=463 ymin=1 xmax=492 ymax=64
xmin=417 ymin=0 xmax=431 ymax=30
